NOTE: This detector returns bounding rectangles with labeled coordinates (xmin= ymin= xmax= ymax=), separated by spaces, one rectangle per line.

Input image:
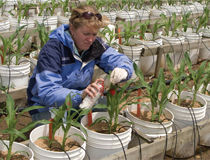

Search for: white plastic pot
xmin=9 ymin=17 xmax=35 ymax=31
xmin=119 ymin=39 xmax=143 ymax=79
xmin=58 ymin=15 xmax=70 ymax=25
xmin=0 ymin=57 xmax=30 ymax=88
xmin=34 ymin=15 xmax=58 ymax=30
xmin=196 ymin=84 xmax=210 ymax=146
xmin=29 ymin=50 xmax=38 ymax=74
xmin=126 ymin=103 xmax=174 ymax=138
xmin=166 ymin=90 xmax=207 ymax=122
xmin=100 ymin=11 xmax=117 ymax=23
xmin=134 ymin=9 xmax=150 ymax=20
xmin=161 ymin=35 xmax=185 ymax=70
xmin=0 ymin=140 xmax=34 ymax=160
xmin=181 ymin=31 xmax=202 ymax=65
xmin=150 ymin=9 xmax=167 ymax=18
xmin=0 ymin=17 xmax=10 ymax=32
xmin=138 ymin=38 xmax=162 ymax=76
xmin=161 ymin=5 xmax=182 ymax=16
xmin=166 ymin=90 xmax=207 ymax=158
xmin=81 ymin=112 xmax=132 ymax=160
xmin=116 ymin=10 xmax=136 ymax=21
xmin=29 ymin=124 xmax=86 ymax=160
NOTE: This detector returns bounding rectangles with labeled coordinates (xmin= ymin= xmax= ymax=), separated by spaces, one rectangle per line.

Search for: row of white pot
xmin=126 ymin=89 xmax=209 ymax=158
xmin=9 ymin=112 xmax=131 ymax=160
xmin=1 ymin=86 xmax=209 ymax=160
xmin=8 ymin=15 xmax=58 ymax=31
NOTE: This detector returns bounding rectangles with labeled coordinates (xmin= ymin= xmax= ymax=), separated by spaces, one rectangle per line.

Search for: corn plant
xmin=160 ymin=12 xmax=182 ymax=37
xmin=59 ymin=0 xmax=71 ymax=16
xmin=137 ymin=20 xmax=150 ymax=40
xmin=0 ymin=0 xmax=7 ymax=16
xmin=194 ymin=7 xmax=210 ymax=33
xmin=167 ymin=0 xmax=176 ymax=6
xmin=118 ymin=0 xmax=128 ymax=10
xmin=181 ymin=11 xmax=193 ymax=32
xmin=39 ymin=94 xmax=89 ymax=150
xmin=117 ymin=21 xmax=141 ymax=46
xmin=38 ymin=0 xmax=50 ymax=16
xmin=46 ymin=0 xmax=60 ymax=16
xmin=92 ymin=0 xmax=106 ymax=11
xmin=138 ymin=19 xmax=162 ymax=40
xmin=133 ymin=0 xmax=144 ymax=9
xmin=134 ymin=61 xmax=182 ymax=122
xmin=12 ymin=26 xmax=30 ymax=65
xmin=99 ymin=26 xmax=118 ymax=46
xmin=106 ymin=0 xmax=117 ymax=12
xmin=150 ymin=0 xmax=155 ymax=9
xmin=201 ymin=72 xmax=210 ymax=95
xmin=154 ymin=0 xmax=162 ymax=9
xmin=33 ymin=20 xmax=53 ymax=49
xmin=8 ymin=1 xmax=36 ymax=23
xmin=166 ymin=53 xmax=191 ymax=106
xmin=0 ymin=93 xmax=49 ymax=160
xmin=0 ymin=25 xmax=27 ymax=65
xmin=185 ymin=51 xmax=210 ymax=107
xmin=92 ymin=78 xmax=141 ymax=133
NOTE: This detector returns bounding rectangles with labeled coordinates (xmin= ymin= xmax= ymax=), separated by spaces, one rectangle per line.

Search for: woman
xmin=27 ymin=5 xmax=134 ymax=121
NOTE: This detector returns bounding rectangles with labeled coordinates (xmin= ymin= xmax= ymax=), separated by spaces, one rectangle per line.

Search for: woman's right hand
xmin=81 ymin=78 xmax=104 ymax=100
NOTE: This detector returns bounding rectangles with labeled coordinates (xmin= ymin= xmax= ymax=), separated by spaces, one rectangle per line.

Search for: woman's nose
xmin=87 ymin=35 xmax=94 ymax=42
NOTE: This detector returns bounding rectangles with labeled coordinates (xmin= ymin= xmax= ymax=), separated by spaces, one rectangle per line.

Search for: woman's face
xmin=70 ymin=25 xmax=99 ymax=53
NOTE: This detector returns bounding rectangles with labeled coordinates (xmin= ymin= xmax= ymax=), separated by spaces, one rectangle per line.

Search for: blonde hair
xmin=69 ymin=5 xmax=110 ymax=30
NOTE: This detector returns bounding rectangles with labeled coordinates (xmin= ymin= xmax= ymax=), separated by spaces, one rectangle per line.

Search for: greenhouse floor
xmin=165 ymin=145 xmax=210 ymax=160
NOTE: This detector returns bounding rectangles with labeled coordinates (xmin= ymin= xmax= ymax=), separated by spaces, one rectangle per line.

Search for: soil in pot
xmin=171 ymin=99 xmax=203 ymax=108
xmin=0 ymin=151 xmax=28 ymax=160
xmin=34 ymin=136 xmax=80 ymax=152
xmin=85 ymin=122 xmax=127 ymax=134
xmin=130 ymin=110 xmax=169 ymax=123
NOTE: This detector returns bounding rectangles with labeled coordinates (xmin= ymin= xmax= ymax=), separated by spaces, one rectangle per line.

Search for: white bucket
xmin=0 ymin=140 xmax=34 ymax=160
xmin=0 ymin=57 xmax=30 ymax=88
xmin=139 ymin=38 xmax=162 ymax=76
xmin=180 ymin=4 xmax=195 ymax=13
xmin=166 ymin=90 xmax=206 ymax=158
xmin=81 ymin=112 xmax=132 ymax=160
xmin=199 ymin=29 xmax=210 ymax=60
xmin=166 ymin=91 xmax=207 ymax=122
xmin=100 ymin=11 xmax=117 ymax=23
xmin=181 ymin=31 xmax=202 ymax=65
xmin=150 ymin=9 xmax=167 ymax=18
xmin=34 ymin=15 xmax=58 ymax=30
xmin=116 ymin=11 xmax=136 ymax=21
xmin=0 ymin=17 xmax=10 ymax=32
xmin=58 ymin=15 xmax=70 ymax=25
xmin=3 ymin=0 xmax=15 ymax=13
xmin=29 ymin=50 xmax=38 ymax=74
xmin=134 ymin=9 xmax=150 ymax=20
xmin=192 ymin=2 xmax=205 ymax=13
xmin=29 ymin=124 xmax=86 ymax=160
xmin=196 ymin=84 xmax=210 ymax=146
xmin=119 ymin=39 xmax=143 ymax=79
xmin=161 ymin=5 xmax=183 ymax=16
xmin=126 ymin=103 xmax=174 ymax=138
xmin=161 ymin=35 xmax=185 ymax=70
xmin=9 ymin=17 xmax=35 ymax=31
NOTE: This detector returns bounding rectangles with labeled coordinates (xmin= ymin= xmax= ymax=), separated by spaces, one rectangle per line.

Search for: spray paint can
xmin=79 ymin=81 xmax=104 ymax=109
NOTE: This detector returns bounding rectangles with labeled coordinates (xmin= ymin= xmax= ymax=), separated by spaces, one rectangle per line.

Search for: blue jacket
xmin=27 ymin=24 xmax=133 ymax=115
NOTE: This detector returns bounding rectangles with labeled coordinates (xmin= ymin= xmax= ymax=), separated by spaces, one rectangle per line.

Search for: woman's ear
xmin=69 ymin=24 xmax=75 ymax=35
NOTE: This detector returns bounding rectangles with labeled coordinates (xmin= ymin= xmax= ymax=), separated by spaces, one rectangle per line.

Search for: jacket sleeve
xmin=35 ymin=40 xmax=83 ymax=108
xmin=96 ymin=47 xmax=134 ymax=81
